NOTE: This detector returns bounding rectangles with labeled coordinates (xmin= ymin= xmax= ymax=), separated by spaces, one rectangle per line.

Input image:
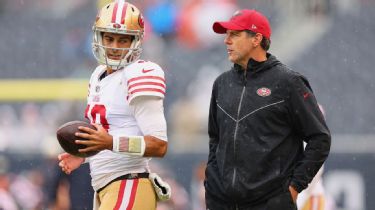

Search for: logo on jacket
xmin=303 ymin=92 xmax=310 ymax=99
xmin=256 ymin=87 xmax=271 ymax=97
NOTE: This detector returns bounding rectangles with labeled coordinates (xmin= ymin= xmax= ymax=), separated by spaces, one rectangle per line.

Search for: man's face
xmin=102 ymin=32 xmax=133 ymax=60
xmin=224 ymin=30 xmax=255 ymax=66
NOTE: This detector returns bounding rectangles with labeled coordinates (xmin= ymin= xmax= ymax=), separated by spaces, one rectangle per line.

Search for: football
xmin=56 ymin=121 xmax=99 ymax=158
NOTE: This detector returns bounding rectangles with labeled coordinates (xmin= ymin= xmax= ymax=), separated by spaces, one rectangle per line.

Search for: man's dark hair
xmin=245 ymin=30 xmax=271 ymax=51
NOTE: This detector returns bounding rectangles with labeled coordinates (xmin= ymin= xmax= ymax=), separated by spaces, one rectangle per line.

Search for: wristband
xmin=113 ymin=135 xmax=146 ymax=156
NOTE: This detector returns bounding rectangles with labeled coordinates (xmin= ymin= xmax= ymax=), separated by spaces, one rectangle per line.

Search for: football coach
xmin=204 ymin=9 xmax=331 ymax=210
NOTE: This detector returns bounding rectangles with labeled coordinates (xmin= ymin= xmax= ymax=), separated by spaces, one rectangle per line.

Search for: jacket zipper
xmin=231 ymin=79 xmax=246 ymax=188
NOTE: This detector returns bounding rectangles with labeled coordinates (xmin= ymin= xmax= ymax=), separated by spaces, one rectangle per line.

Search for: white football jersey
xmin=84 ymin=60 xmax=166 ymax=191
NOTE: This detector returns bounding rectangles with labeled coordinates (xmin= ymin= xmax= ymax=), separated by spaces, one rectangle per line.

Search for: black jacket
xmin=205 ymin=54 xmax=331 ymax=206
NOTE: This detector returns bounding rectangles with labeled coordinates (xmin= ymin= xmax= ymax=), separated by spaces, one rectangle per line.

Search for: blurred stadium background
xmin=0 ymin=0 xmax=374 ymax=209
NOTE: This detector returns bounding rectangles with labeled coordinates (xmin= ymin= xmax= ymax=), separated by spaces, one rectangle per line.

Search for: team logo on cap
xmin=256 ymin=87 xmax=271 ymax=97
xmin=251 ymin=24 xmax=257 ymax=29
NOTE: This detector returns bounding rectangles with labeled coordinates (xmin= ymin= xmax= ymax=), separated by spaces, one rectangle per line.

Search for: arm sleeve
xmin=208 ymin=81 xmax=219 ymax=165
xmin=288 ymin=75 xmax=331 ymax=192
xmin=129 ymin=96 xmax=168 ymax=141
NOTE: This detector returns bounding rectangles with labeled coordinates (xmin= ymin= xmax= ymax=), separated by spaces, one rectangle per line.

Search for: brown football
xmin=56 ymin=121 xmax=99 ymax=158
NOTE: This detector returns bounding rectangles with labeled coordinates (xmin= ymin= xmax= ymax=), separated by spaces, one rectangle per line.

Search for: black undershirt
xmin=99 ymin=71 xmax=107 ymax=81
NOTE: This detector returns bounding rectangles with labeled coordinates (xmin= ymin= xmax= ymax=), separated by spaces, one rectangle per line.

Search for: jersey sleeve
xmin=126 ymin=61 xmax=166 ymax=104
xmin=129 ymin=96 xmax=168 ymax=141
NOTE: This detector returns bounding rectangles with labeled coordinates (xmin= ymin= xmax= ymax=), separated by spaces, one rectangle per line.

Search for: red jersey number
xmin=85 ymin=104 xmax=110 ymax=130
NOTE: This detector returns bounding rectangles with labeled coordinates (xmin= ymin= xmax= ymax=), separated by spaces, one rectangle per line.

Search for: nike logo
xmin=142 ymin=68 xmax=154 ymax=73
xmin=303 ymin=92 xmax=310 ymax=99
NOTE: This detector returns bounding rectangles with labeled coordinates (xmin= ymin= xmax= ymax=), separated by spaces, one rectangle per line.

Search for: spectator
xmin=0 ymin=155 xmax=18 ymax=210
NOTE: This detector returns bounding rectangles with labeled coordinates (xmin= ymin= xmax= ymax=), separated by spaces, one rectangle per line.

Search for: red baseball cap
xmin=213 ymin=9 xmax=271 ymax=39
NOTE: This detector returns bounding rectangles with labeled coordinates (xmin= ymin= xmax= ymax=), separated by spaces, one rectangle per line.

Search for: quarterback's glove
xmin=149 ymin=173 xmax=171 ymax=201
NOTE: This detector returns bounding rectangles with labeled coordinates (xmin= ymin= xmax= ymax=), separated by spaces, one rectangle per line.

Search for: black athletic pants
xmin=205 ymin=191 xmax=297 ymax=210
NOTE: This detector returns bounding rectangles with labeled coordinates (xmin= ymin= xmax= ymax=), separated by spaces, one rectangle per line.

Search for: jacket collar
xmin=234 ymin=53 xmax=277 ymax=74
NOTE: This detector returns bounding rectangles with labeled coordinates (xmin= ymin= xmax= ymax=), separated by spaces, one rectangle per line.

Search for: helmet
xmin=92 ymin=1 xmax=145 ymax=69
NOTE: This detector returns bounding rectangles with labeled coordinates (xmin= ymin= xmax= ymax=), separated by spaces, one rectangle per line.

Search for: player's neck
xmin=107 ymin=68 xmax=114 ymax=75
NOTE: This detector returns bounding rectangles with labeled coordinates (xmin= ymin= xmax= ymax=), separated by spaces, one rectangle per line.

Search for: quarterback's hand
xmin=149 ymin=173 xmax=171 ymax=201
xmin=289 ymin=185 xmax=298 ymax=204
xmin=58 ymin=153 xmax=84 ymax=175
xmin=75 ymin=123 xmax=113 ymax=152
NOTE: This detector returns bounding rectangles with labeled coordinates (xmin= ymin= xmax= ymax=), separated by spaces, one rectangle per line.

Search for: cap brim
xmin=213 ymin=21 xmax=245 ymax=34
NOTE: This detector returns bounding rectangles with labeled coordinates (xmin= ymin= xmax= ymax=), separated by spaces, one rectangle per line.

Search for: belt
xmin=97 ymin=172 xmax=149 ymax=193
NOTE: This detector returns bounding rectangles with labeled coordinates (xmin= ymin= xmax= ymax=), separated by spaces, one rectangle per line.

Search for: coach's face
xmin=224 ymin=30 xmax=254 ymax=68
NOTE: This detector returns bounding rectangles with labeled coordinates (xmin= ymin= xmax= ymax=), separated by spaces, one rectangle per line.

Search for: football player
xmin=58 ymin=1 xmax=170 ymax=209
